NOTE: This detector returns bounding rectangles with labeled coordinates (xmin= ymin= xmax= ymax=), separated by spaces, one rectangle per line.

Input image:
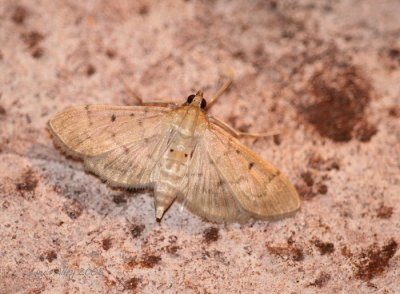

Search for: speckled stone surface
xmin=0 ymin=1 xmax=399 ymax=293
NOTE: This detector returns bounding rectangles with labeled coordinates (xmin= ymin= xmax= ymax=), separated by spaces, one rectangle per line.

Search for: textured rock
xmin=0 ymin=0 xmax=399 ymax=293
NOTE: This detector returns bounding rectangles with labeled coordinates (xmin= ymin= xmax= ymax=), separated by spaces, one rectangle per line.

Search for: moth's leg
xmin=122 ymin=78 xmax=178 ymax=107
xmin=209 ymin=116 xmax=280 ymax=138
xmin=206 ymin=76 xmax=233 ymax=109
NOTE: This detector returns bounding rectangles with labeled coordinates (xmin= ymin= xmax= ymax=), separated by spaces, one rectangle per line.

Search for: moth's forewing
xmin=48 ymin=105 xmax=171 ymax=187
xmin=48 ymin=105 xmax=169 ymax=157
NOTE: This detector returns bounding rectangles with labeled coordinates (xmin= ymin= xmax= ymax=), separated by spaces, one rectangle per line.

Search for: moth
xmin=48 ymin=82 xmax=300 ymax=222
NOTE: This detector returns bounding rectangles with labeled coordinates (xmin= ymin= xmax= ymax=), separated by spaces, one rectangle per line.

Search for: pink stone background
xmin=0 ymin=0 xmax=399 ymax=293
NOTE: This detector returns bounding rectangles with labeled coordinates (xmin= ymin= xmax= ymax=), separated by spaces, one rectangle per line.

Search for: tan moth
xmin=48 ymin=82 xmax=300 ymax=222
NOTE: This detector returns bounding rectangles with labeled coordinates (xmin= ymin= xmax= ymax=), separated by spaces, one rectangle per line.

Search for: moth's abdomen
xmin=154 ymin=147 xmax=192 ymax=219
xmin=154 ymin=182 xmax=179 ymax=220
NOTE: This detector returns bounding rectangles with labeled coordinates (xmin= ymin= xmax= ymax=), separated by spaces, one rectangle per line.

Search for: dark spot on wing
xmin=248 ymin=162 xmax=254 ymax=170
xmin=144 ymin=138 xmax=149 ymax=143
xmin=170 ymin=149 xmax=174 ymax=152
xmin=184 ymin=153 xmax=188 ymax=158
xmin=130 ymin=113 xmax=135 ymax=117
xmin=85 ymin=105 xmax=92 ymax=126
xmin=217 ymin=180 xmax=225 ymax=187
xmin=111 ymin=113 xmax=116 ymax=122
xmin=85 ymin=105 xmax=93 ymax=119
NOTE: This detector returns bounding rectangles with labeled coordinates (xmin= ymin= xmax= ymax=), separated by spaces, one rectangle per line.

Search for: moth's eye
xmin=187 ymin=94 xmax=195 ymax=104
xmin=200 ymin=98 xmax=207 ymax=109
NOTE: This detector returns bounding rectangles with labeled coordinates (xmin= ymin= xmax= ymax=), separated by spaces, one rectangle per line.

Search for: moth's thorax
xmin=164 ymin=105 xmax=205 ymax=168
xmin=176 ymin=104 xmax=205 ymax=135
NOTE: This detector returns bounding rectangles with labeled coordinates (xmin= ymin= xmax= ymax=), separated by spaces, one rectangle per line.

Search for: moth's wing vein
xmin=84 ymin=135 xmax=164 ymax=187
xmin=179 ymin=138 xmax=251 ymax=222
xmin=48 ymin=105 xmax=172 ymax=187
xmin=84 ymin=122 xmax=175 ymax=188
xmin=48 ymin=105 xmax=168 ymax=158
xmin=204 ymin=124 xmax=301 ymax=219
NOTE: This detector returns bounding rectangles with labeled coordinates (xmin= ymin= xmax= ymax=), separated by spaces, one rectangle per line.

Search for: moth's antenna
xmin=206 ymin=78 xmax=233 ymax=110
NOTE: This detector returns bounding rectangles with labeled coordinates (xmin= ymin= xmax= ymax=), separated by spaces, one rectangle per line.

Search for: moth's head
xmin=186 ymin=90 xmax=207 ymax=110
